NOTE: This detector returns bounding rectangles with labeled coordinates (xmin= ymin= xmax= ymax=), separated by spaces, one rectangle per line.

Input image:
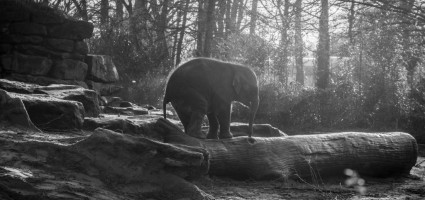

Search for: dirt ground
xmin=196 ymin=145 xmax=425 ymax=200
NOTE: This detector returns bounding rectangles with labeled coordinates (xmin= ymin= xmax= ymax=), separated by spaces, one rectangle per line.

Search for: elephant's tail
xmin=163 ymin=100 xmax=167 ymax=119
xmin=163 ymin=94 xmax=169 ymax=119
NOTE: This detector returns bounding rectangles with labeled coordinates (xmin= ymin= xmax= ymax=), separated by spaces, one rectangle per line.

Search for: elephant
xmin=163 ymin=58 xmax=259 ymax=139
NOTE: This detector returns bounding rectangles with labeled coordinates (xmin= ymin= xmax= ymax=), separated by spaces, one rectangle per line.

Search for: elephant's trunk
xmin=248 ymin=97 xmax=259 ymax=138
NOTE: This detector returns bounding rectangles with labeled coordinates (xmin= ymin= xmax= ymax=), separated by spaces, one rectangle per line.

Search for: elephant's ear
xmin=233 ymin=73 xmax=242 ymax=95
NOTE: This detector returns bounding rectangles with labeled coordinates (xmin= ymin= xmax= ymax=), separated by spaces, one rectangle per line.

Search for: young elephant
xmin=163 ymin=58 xmax=259 ymax=139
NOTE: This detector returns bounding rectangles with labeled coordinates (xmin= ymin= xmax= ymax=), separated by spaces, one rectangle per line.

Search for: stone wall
xmin=0 ymin=0 xmax=120 ymax=96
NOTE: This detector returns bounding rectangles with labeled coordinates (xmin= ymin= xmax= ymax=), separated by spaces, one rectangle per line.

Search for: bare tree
xmin=176 ymin=0 xmax=191 ymax=65
xmin=294 ymin=0 xmax=304 ymax=85
xmin=316 ymin=0 xmax=330 ymax=90
xmin=196 ymin=0 xmax=206 ymax=56
xmin=249 ymin=0 xmax=259 ymax=35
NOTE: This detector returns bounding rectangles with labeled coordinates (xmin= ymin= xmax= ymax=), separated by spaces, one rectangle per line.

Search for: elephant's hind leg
xmin=186 ymin=111 xmax=206 ymax=139
xmin=171 ymin=101 xmax=191 ymax=132
xmin=206 ymin=113 xmax=219 ymax=139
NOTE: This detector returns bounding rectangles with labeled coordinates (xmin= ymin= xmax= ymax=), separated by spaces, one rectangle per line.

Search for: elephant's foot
xmin=219 ymin=131 xmax=233 ymax=139
xmin=206 ymin=131 xmax=219 ymax=139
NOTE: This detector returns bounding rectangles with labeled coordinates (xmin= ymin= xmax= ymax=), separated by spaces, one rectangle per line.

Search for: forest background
xmin=38 ymin=0 xmax=425 ymax=142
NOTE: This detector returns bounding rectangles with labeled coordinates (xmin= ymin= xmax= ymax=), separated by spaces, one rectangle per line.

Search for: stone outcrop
xmin=0 ymin=0 xmax=120 ymax=96
xmin=0 ymin=89 xmax=41 ymax=133
xmin=0 ymin=79 xmax=100 ymax=117
xmin=11 ymin=92 xmax=85 ymax=131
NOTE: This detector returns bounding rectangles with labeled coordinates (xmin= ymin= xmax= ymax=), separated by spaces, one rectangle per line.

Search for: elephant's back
xmin=164 ymin=58 xmax=213 ymax=100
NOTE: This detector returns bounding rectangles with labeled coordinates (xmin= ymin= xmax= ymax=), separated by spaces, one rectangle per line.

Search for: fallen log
xmin=156 ymin=118 xmax=418 ymax=180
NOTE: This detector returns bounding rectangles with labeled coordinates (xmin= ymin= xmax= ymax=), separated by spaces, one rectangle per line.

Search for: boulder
xmin=4 ymin=73 xmax=88 ymax=88
xmin=0 ymin=89 xmax=41 ymax=133
xmin=48 ymin=20 xmax=94 ymax=40
xmin=9 ymin=92 xmax=85 ymax=131
xmin=0 ymin=78 xmax=46 ymax=94
xmin=85 ymin=55 xmax=119 ymax=83
xmin=47 ymin=38 xmax=75 ymax=52
xmin=10 ymin=22 xmax=47 ymax=36
xmin=0 ymin=8 xmax=30 ymax=22
xmin=0 ymin=128 xmax=211 ymax=200
xmin=0 ymin=79 xmax=100 ymax=117
xmin=86 ymin=80 xmax=122 ymax=96
xmin=32 ymin=9 xmax=65 ymax=24
xmin=83 ymin=114 xmax=160 ymax=138
xmin=38 ymin=84 xmax=100 ymax=117
xmin=50 ymin=59 xmax=88 ymax=80
xmin=0 ymin=33 xmax=44 ymax=44
xmin=0 ymin=44 xmax=12 ymax=54
xmin=2 ymin=53 xmax=52 ymax=76
xmin=75 ymin=41 xmax=89 ymax=55
xmin=16 ymin=44 xmax=84 ymax=60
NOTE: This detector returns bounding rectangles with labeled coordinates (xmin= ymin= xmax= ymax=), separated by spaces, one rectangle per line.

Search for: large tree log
xmin=156 ymin=118 xmax=418 ymax=180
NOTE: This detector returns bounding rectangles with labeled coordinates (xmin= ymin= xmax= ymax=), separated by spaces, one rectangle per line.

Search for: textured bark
xmin=204 ymin=0 xmax=216 ymax=57
xmin=316 ymin=0 xmax=330 ymax=90
xmin=294 ymin=0 xmax=304 ymax=85
xmin=157 ymin=118 xmax=418 ymax=180
xmin=196 ymin=0 xmax=206 ymax=56
xmin=249 ymin=0 xmax=258 ymax=35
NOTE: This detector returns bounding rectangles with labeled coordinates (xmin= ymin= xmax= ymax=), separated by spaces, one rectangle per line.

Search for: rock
xmin=38 ymin=84 xmax=100 ymax=117
xmin=0 ymin=89 xmax=41 ymax=132
xmin=4 ymin=73 xmax=88 ymax=88
xmin=0 ymin=79 xmax=100 ymax=117
xmin=102 ymin=106 xmax=149 ymax=116
xmin=75 ymin=41 xmax=89 ymax=55
xmin=86 ymin=80 xmax=122 ymax=96
xmin=32 ymin=10 xmax=65 ymax=24
xmin=47 ymin=38 xmax=74 ymax=52
xmin=85 ymin=55 xmax=119 ymax=83
xmin=50 ymin=59 xmax=88 ymax=80
xmin=0 ymin=33 xmax=44 ymax=44
xmin=0 ymin=54 xmax=13 ymax=70
xmin=16 ymin=44 xmax=86 ymax=61
xmin=0 ymin=127 xmax=211 ymax=199
xmin=0 ymin=9 xmax=30 ymax=22
xmin=0 ymin=44 xmax=12 ymax=54
xmin=10 ymin=22 xmax=47 ymax=36
xmin=0 ymin=78 xmax=46 ymax=94
xmin=48 ymin=20 xmax=94 ymax=40
xmin=9 ymin=92 xmax=85 ymax=131
xmin=83 ymin=114 xmax=160 ymax=138
xmin=2 ymin=53 xmax=52 ymax=76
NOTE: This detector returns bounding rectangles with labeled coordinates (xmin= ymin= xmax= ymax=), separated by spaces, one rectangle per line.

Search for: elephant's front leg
xmin=218 ymin=103 xmax=233 ymax=139
xmin=206 ymin=113 xmax=219 ymax=139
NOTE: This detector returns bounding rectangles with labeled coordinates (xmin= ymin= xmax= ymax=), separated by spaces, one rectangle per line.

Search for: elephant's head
xmin=233 ymin=67 xmax=259 ymax=138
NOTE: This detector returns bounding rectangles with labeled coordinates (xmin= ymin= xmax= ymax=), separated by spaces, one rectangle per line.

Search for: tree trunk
xmin=228 ymin=0 xmax=239 ymax=34
xmin=100 ymin=0 xmax=109 ymax=24
xmin=236 ymin=0 xmax=245 ymax=32
xmin=157 ymin=0 xmax=170 ymax=62
xmin=204 ymin=0 xmax=217 ymax=57
xmin=172 ymin=2 xmax=183 ymax=65
xmin=216 ymin=0 xmax=226 ymax=39
xmin=348 ymin=0 xmax=355 ymax=44
xmin=176 ymin=0 xmax=190 ymax=65
xmin=294 ymin=0 xmax=304 ymax=85
xmin=156 ymin=118 xmax=418 ymax=180
xmin=249 ymin=0 xmax=258 ymax=35
xmin=277 ymin=0 xmax=290 ymax=85
xmin=316 ymin=0 xmax=330 ymax=90
xmin=316 ymin=0 xmax=330 ymax=126
xmin=197 ymin=0 xmax=206 ymax=56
